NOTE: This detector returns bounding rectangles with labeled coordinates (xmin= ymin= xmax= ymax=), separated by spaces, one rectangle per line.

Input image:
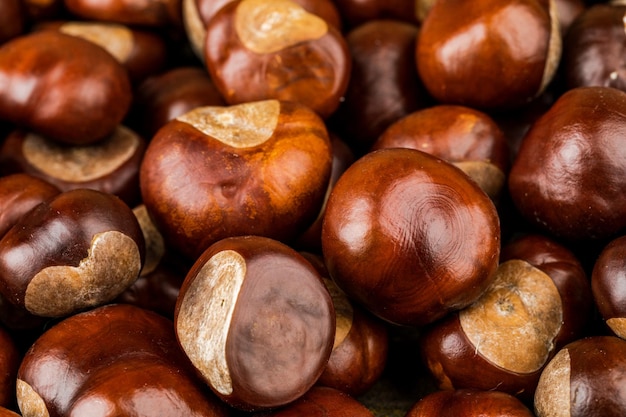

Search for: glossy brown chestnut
xmin=203 ymin=0 xmax=351 ymax=119
xmin=0 ymin=325 xmax=19 ymax=409
xmin=372 ymin=105 xmax=510 ymax=201
xmin=0 ymin=189 xmax=145 ymax=318
xmin=140 ymin=99 xmax=333 ymax=260
xmin=0 ymin=173 xmax=60 ymax=239
xmin=406 ymin=389 xmax=534 ymax=417
xmin=321 ymin=148 xmax=501 ymax=327
xmin=416 ymin=0 xmax=561 ymax=109
xmin=0 ymin=31 xmax=132 ymax=146
xmin=0 ymin=127 xmax=146 ymax=207
xmin=64 ymin=0 xmax=182 ymax=28
xmin=0 ymin=0 xmax=24 ymax=45
xmin=17 ymin=304 xmax=229 ymax=417
xmin=174 ymin=235 xmax=335 ymax=411
xmin=329 ymin=19 xmax=428 ymax=155
xmin=534 ymin=336 xmax=626 ymax=417
xmin=420 ymin=234 xmax=592 ymax=399
xmin=508 ymin=86 xmax=626 ymax=241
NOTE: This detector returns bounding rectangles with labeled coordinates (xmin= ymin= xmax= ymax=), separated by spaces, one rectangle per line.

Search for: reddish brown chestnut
xmin=534 ymin=336 xmax=626 ymax=417
xmin=64 ymin=0 xmax=182 ymax=28
xmin=406 ymin=389 xmax=534 ymax=417
xmin=321 ymin=148 xmax=501 ymax=327
xmin=203 ymin=0 xmax=351 ymax=119
xmin=174 ymin=235 xmax=335 ymax=411
xmin=140 ymin=99 xmax=333 ymax=260
xmin=0 ymin=31 xmax=132 ymax=145
xmin=0 ymin=188 xmax=145 ymax=318
xmin=420 ymin=234 xmax=592 ymax=399
xmin=17 ymin=304 xmax=229 ymax=417
xmin=508 ymin=86 xmax=626 ymax=241
xmin=416 ymin=0 xmax=561 ymax=109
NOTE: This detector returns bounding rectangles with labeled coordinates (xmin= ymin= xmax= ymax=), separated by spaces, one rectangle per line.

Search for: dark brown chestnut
xmin=321 ymin=147 xmax=501 ymax=327
xmin=0 ymin=189 xmax=145 ymax=318
xmin=0 ymin=31 xmax=132 ymax=146
xmin=332 ymin=0 xmax=419 ymax=28
xmin=406 ymin=389 xmax=534 ymax=417
xmin=0 ymin=325 xmax=19 ymax=410
xmin=174 ymin=235 xmax=335 ymax=411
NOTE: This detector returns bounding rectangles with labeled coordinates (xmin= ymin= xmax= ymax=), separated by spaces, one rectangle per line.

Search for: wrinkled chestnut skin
xmin=17 ymin=304 xmax=229 ymax=417
xmin=333 ymin=0 xmax=418 ymax=28
xmin=0 ymin=189 xmax=145 ymax=318
xmin=322 ymin=148 xmax=501 ymax=327
xmin=0 ymin=174 xmax=60 ymax=239
xmin=255 ymin=386 xmax=374 ymax=417
xmin=0 ymin=31 xmax=132 ymax=146
xmin=0 ymin=325 xmax=19 ymax=410
xmin=140 ymin=100 xmax=333 ymax=260
xmin=508 ymin=86 xmax=626 ymax=241
xmin=563 ymin=4 xmax=626 ymax=92
xmin=417 ymin=0 xmax=560 ymax=110
xmin=406 ymin=389 xmax=534 ymax=417
xmin=174 ymin=236 xmax=335 ymax=411
xmin=64 ymin=0 xmax=182 ymax=28
xmin=329 ymin=19 xmax=429 ymax=155
xmin=203 ymin=0 xmax=351 ymax=119
xmin=534 ymin=336 xmax=626 ymax=417
xmin=0 ymin=0 xmax=24 ymax=44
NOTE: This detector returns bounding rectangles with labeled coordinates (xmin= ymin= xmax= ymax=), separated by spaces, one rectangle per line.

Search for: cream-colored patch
xmin=16 ymin=379 xmax=50 ymax=417
xmin=133 ymin=205 xmax=165 ymax=276
xmin=60 ymin=21 xmax=134 ymax=63
xmin=235 ymin=0 xmax=328 ymax=54
xmin=534 ymin=348 xmax=571 ymax=417
xmin=607 ymin=317 xmax=626 ymax=340
xmin=453 ymin=161 xmax=505 ymax=201
xmin=323 ymin=278 xmax=353 ymax=349
xmin=176 ymin=100 xmax=280 ymax=148
xmin=459 ymin=259 xmax=563 ymax=373
xmin=539 ymin=0 xmax=562 ymax=95
xmin=176 ymin=250 xmax=246 ymax=396
xmin=23 ymin=126 xmax=140 ymax=182
xmin=25 ymin=231 xmax=142 ymax=317
xmin=182 ymin=0 xmax=207 ymax=61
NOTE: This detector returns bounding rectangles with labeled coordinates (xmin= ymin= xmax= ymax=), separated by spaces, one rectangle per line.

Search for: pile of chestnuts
xmin=1 ymin=0 xmax=626 ymax=416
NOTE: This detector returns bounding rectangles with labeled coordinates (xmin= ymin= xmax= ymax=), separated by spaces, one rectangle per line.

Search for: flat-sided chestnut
xmin=0 ymin=126 xmax=146 ymax=207
xmin=64 ymin=0 xmax=182 ymax=28
xmin=174 ymin=235 xmax=335 ymax=411
xmin=0 ymin=188 xmax=145 ymax=318
xmin=0 ymin=0 xmax=24 ymax=45
xmin=140 ymin=99 xmax=333 ymax=260
xmin=534 ymin=336 xmax=626 ymax=417
xmin=420 ymin=234 xmax=592 ymax=399
xmin=0 ymin=31 xmax=132 ymax=146
xmin=372 ymin=105 xmax=510 ymax=201
xmin=416 ymin=0 xmax=561 ymax=109
xmin=508 ymin=86 xmax=626 ymax=241
xmin=406 ymin=389 xmax=534 ymax=417
xmin=17 ymin=304 xmax=229 ymax=417
xmin=203 ymin=0 xmax=351 ymax=119
xmin=321 ymin=148 xmax=501 ymax=327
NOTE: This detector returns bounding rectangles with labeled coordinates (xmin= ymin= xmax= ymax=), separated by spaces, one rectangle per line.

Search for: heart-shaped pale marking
xmin=22 ymin=126 xmax=140 ymax=182
xmin=133 ymin=204 xmax=165 ymax=276
xmin=176 ymin=100 xmax=280 ymax=148
xmin=534 ymin=348 xmax=571 ymax=417
xmin=459 ymin=259 xmax=563 ymax=373
xmin=323 ymin=277 xmax=353 ymax=349
xmin=60 ymin=21 xmax=134 ymax=63
xmin=176 ymin=250 xmax=246 ymax=396
xmin=16 ymin=379 xmax=50 ymax=417
xmin=607 ymin=318 xmax=626 ymax=340
xmin=24 ymin=231 xmax=142 ymax=317
xmin=454 ymin=161 xmax=505 ymax=201
xmin=235 ymin=0 xmax=328 ymax=54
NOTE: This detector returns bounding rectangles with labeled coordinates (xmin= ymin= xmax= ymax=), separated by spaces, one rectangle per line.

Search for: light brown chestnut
xmin=140 ymin=99 xmax=333 ymax=260
xmin=174 ymin=235 xmax=335 ymax=411
xmin=406 ymin=389 xmax=534 ymax=417
xmin=0 ymin=188 xmax=145 ymax=318
xmin=321 ymin=148 xmax=501 ymax=327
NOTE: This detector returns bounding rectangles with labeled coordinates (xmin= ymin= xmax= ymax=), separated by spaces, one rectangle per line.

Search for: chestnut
xmin=0 ymin=31 xmax=132 ymax=146
xmin=140 ymin=99 xmax=333 ymax=260
xmin=508 ymin=86 xmax=626 ymax=241
xmin=332 ymin=0 xmax=419 ymax=28
xmin=203 ymin=0 xmax=351 ymax=119
xmin=0 ymin=188 xmax=145 ymax=318
xmin=64 ymin=0 xmax=182 ymax=28
xmin=416 ymin=0 xmax=561 ymax=109
xmin=405 ymin=389 xmax=534 ymax=417
xmin=372 ymin=105 xmax=510 ymax=202
xmin=534 ymin=335 xmax=626 ymax=417
xmin=321 ymin=148 xmax=501 ymax=327
xmin=0 ymin=0 xmax=24 ymax=45
xmin=174 ymin=235 xmax=335 ymax=411
xmin=0 ymin=126 xmax=147 ymax=207
xmin=419 ymin=234 xmax=592 ymax=399
xmin=17 ymin=304 xmax=229 ymax=417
